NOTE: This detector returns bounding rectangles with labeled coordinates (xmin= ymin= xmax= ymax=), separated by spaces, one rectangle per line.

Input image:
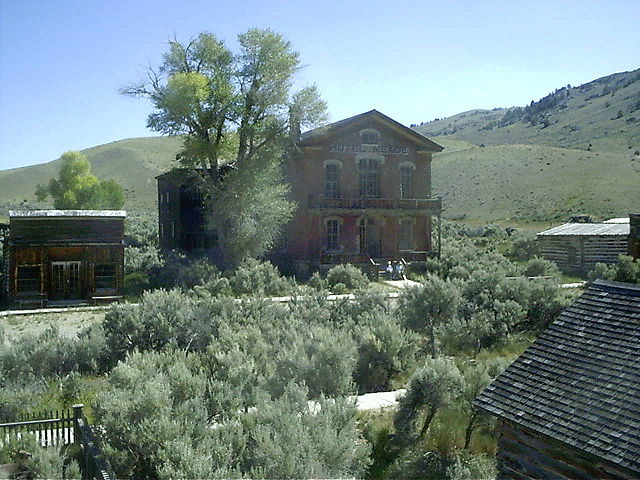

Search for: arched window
xmin=326 ymin=219 xmax=341 ymax=251
xmin=325 ymin=162 xmax=340 ymax=199
xmin=359 ymin=158 xmax=381 ymax=198
xmin=400 ymin=165 xmax=413 ymax=199
xmin=360 ymin=129 xmax=380 ymax=145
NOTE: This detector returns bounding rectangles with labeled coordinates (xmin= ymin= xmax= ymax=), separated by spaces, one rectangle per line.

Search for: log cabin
xmin=5 ymin=210 xmax=125 ymax=307
xmin=475 ymin=279 xmax=640 ymax=480
xmin=537 ymin=217 xmax=631 ymax=272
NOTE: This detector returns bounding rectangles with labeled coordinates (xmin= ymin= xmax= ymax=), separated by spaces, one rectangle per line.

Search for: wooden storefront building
xmin=4 ymin=210 xmax=125 ymax=307
xmin=537 ymin=217 xmax=630 ymax=272
xmin=157 ymin=110 xmax=444 ymax=272
xmin=475 ymin=280 xmax=640 ymax=480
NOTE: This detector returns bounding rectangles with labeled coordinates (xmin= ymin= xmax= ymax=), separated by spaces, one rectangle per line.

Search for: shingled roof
xmin=475 ymin=279 xmax=640 ymax=475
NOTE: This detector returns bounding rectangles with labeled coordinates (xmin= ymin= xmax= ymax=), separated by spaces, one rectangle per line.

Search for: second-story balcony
xmin=307 ymin=195 xmax=442 ymax=215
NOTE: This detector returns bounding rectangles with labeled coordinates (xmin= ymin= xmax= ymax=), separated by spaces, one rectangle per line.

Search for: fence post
xmin=73 ymin=404 xmax=84 ymax=446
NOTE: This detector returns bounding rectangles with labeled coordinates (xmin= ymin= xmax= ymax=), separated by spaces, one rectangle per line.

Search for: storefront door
xmin=51 ymin=261 xmax=81 ymax=299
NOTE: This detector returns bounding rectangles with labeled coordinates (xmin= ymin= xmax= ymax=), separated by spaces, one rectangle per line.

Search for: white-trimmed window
xmin=399 ymin=218 xmax=414 ymax=251
xmin=326 ymin=218 xmax=342 ymax=251
xmin=360 ymin=129 xmax=380 ymax=145
xmin=325 ymin=162 xmax=340 ymax=199
xmin=399 ymin=162 xmax=415 ymax=199
xmin=359 ymin=158 xmax=381 ymax=198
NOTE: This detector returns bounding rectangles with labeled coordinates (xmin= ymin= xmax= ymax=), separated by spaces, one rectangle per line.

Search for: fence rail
xmin=0 ymin=404 xmax=115 ymax=480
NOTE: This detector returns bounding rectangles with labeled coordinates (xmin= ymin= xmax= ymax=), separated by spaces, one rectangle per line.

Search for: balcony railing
xmin=308 ymin=196 xmax=442 ymax=212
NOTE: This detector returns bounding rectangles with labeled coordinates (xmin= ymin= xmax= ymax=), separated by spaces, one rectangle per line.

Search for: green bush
xmin=326 ymin=264 xmax=369 ymax=292
xmin=522 ymin=256 xmax=560 ymax=277
xmin=229 ymin=258 xmax=294 ymax=296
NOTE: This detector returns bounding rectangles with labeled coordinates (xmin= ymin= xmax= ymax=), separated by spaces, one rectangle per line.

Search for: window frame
xmin=399 ymin=161 xmax=416 ymax=199
xmin=94 ymin=264 xmax=117 ymax=291
xmin=325 ymin=218 xmax=342 ymax=252
xmin=359 ymin=158 xmax=381 ymax=198
xmin=324 ymin=161 xmax=341 ymax=199
xmin=16 ymin=265 xmax=41 ymax=294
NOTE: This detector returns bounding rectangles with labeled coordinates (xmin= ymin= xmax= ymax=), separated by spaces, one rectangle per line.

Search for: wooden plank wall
xmin=496 ymin=421 xmax=635 ymax=480
xmin=538 ymin=235 xmax=628 ymax=269
xmin=8 ymin=245 xmax=124 ymax=298
xmin=10 ymin=217 xmax=124 ymax=245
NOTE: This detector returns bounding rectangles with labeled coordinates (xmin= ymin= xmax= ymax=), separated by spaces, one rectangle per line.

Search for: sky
xmin=0 ymin=0 xmax=638 ymax=171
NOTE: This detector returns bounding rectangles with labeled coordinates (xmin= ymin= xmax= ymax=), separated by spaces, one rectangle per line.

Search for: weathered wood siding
xmin=538 ymin=235 xmax=628 ymax=270
xmin=497 ymin=421 xmax=637 ymax=480
xmin=10 ymin=217 xmax=125 ymax=245
xmin=8 ymin=245 xmax=124 ymax=299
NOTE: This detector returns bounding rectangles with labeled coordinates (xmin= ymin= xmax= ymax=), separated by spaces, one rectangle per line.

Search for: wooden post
xmin=73 ymin=404 xmax=84 ymax=446
xmin=437 ymin=211 xmax=442 ymax=258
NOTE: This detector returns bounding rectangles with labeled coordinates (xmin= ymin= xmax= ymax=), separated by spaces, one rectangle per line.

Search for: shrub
xmin=0 ymin=325 xmax=102 ymax=382
xmin=229 ymin=258 xmax=294 ymax=296
xmin=522 ymin=256 xmax=560 ymax=277
xmin=353 ymin=312 xmax=420 ymax=393
xmin=399 ymin=275 xmax=461 ymax=354
xmin=394 ymin=357 xmax=464 ymax=446
xmin=325 ymin=264 xmax=369 ymax=292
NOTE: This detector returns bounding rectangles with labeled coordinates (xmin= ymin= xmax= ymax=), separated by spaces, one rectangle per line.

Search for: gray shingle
xmin=475 ymin=280 xmax=640 ymax=475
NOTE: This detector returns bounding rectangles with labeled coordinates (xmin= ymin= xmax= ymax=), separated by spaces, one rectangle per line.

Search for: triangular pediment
xmin=299 ymin=110 xmax=443 ymax=152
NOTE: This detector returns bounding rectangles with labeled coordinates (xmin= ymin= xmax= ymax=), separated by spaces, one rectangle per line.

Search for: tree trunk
xmin=464 ymin=410 xmax=478 ymax=449
xmin=419 ymin=407 xmax=437 ymax=439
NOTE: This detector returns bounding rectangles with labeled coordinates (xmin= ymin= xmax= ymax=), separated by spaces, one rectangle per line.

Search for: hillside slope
xmin=432 ymin=138 xmax=640 ymax=223
xmin=416 ymin=68 xmax=640 ymax=154
xmin=0 ymin=136 xmax=182 ymax=213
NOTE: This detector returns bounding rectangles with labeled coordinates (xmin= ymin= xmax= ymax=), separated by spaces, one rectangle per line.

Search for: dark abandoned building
xmin=475 ymin=279 xmax=640 ymax=479
xmin=4 ymin=210 xmax=125 ymax=307
xmin=157 ymin=110 xmax=444 ymax=271
xmin=156 ymin=169 xmax=217 ymax=251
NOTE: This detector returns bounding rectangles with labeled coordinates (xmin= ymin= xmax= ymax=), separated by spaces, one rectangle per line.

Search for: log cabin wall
xmin=538 ymin=234 xmax=628 ymax=271
xmin=496 ymin=421 xmax=636 ymax=480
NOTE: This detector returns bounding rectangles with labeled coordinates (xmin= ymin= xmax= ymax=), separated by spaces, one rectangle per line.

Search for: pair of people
xmin=385 ymin=261 xmax=405 ymax=280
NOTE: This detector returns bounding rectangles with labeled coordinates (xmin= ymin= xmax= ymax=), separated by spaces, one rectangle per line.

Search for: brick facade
xmin=285 ymin=110 xmax=443 ymax=268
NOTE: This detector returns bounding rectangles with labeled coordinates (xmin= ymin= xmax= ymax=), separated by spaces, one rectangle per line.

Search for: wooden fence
xmin=0 ymin=404 xmax=115 ymax=480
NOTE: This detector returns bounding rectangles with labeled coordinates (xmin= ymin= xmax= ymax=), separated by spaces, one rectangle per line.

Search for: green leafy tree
xmin=35 ymin=151 xmax=124 ymax=209
xmin=394 ymin=357 xmax=463 ymax=446
xmin=123 ymin=30 xmax=327 ymax=267
xmin=399 ymin=275 xmax=461 ymax=355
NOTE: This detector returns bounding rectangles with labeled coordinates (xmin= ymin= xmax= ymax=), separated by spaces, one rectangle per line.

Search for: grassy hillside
xmin=433 ymin=139 xmax=640 ymax=223
xmin=0 ymin=136 xmax=182 ymax=216
xmin=417 ymin=68 xmax=640 ymax=154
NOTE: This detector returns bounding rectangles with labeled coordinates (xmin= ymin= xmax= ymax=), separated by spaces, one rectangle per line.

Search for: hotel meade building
xmin=157 ymin=110 xmax=444 ymax=272
xmin=285 ymin=110 xmax=443 ymax=271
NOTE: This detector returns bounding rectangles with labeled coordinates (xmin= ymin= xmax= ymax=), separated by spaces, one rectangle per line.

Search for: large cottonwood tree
xmin=123 ymin=29 xmax=326 ymax=266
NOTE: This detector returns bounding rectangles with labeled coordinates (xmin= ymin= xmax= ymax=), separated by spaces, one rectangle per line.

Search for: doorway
xmin=51 ymin=261 xmax=82 ymax=299
xmin=359 ymin=218 xmax=381 ymax=257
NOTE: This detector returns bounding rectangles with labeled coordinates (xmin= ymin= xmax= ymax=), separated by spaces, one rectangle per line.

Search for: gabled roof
xmin=475 ymin=280 xmax=640 ymax=475
xmin=299 ymin=110 xmax=444 ymax=152
xmin=537 ymin=222 xmax=630 ymax=236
